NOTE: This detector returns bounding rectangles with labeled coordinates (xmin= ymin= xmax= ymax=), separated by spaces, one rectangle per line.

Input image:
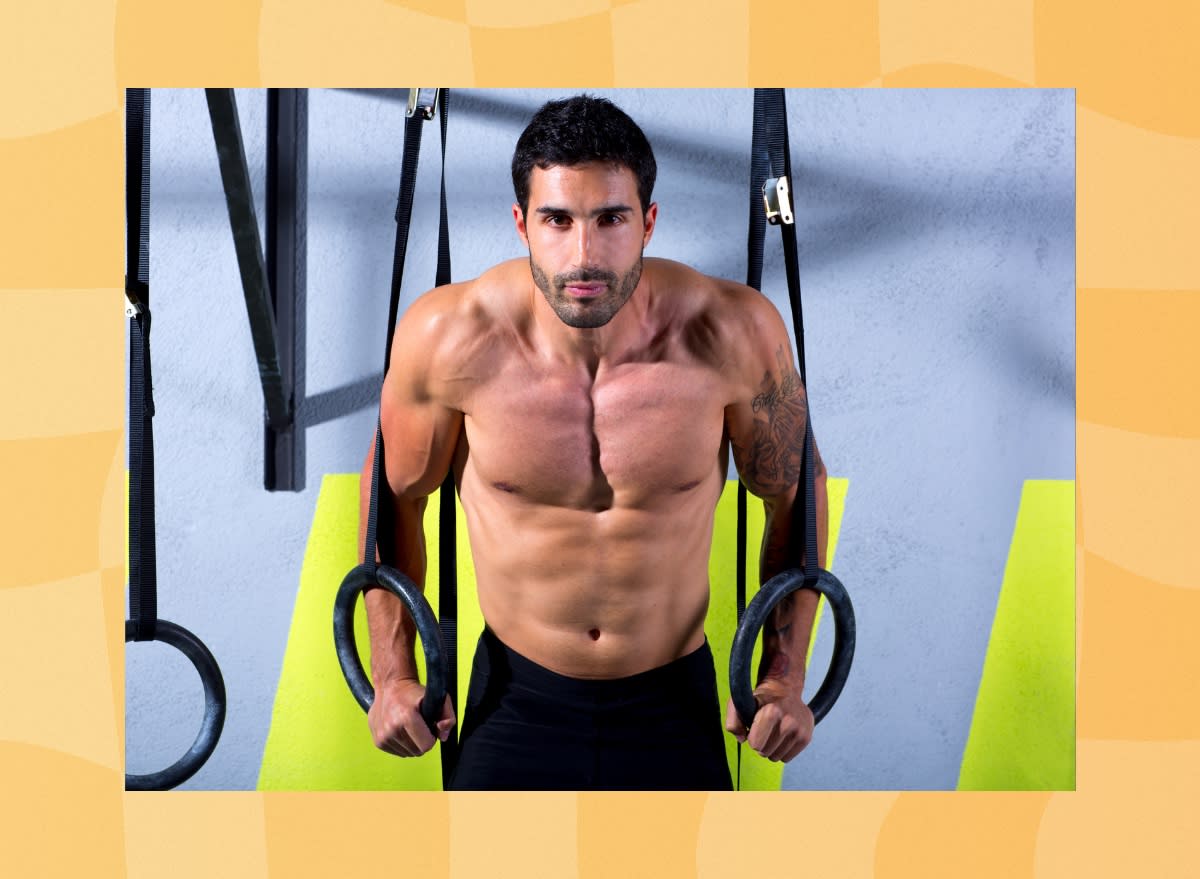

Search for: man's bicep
xmin=378 ymin=359 xmax=463 ymax=501
xmin=375 ymin=290 xmax=466 ymax=500
xmin=727 ymin=340 xmax=809 ymax=500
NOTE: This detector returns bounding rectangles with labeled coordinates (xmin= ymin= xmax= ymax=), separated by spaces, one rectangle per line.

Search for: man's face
xmin=514 ymin=162 xmax=657 ymax=329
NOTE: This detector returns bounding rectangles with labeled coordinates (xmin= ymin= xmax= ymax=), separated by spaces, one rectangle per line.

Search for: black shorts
xmin=449 ymin=628 xmax=733 ymax=791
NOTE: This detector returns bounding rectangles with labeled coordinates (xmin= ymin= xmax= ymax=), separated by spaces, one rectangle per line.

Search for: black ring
xmin=729 ymin=568 xmax=856 ymax=730
xmin=124 ymin=619 xmax=227 ymax=791
xmin=333 ymin=563 xmax=447 ymax=733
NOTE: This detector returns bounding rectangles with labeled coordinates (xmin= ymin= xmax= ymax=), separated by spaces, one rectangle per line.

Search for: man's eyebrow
xmin=534 ymin=204 xmax=634 ymax=217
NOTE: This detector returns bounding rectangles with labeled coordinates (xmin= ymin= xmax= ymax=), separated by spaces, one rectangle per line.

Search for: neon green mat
xmin=259 ymin=476 xmax=848 ymax=791
xmin=957 ymin=480 xmax=1075 ymax=790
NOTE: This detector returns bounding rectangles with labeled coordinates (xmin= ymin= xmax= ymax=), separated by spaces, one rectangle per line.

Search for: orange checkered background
xmin=1 ymin=0 xmax=1198 ymax=875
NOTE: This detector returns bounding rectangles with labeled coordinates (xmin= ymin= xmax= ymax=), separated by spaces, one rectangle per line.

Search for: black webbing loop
xmin=383 ymin=112 xmax=427 ymax=370
xmin=362 ymin=417 xmax=385 ymax=577
xmin=757 ymin=89 xmax=817 ymax=577
xmin=126 ymin=87 xmax=156 ymax=643
xmin=204 ymin=89 xmax=292 ymax=432
xmin=733 ymin=88 xmax=824 ymax=788
xmin=744 ymin=88 xmax=818 ymax=579
xmin=433 ymin=91 xmax=460 ymax=787
xmin=752 ymin=89 xmax=806 ymax=383
xmin=124 ymin=88 xmax=227 ymax=790
xmin=357 ymin=89 xmax=459 ymax=788
xmin=364 ymin=93 xmax=432 ymax=571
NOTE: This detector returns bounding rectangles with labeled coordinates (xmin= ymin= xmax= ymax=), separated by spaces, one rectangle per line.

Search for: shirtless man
xmin=360 ymin=95 xmax=828 ymax=790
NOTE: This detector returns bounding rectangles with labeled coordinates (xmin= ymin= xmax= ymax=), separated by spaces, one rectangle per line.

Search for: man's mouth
xmin=563 ymin=282 xmax=606 ymax=298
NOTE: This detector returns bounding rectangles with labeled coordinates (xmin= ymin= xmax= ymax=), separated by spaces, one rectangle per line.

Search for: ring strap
xmin=204 ymin=88 xmax=292 ymax=432
xmin=433 ymin=92 xmax=460 ymax=786
xmin=738 ymin=88 xmax=820 ymax=786
xmin=745 ymin=87 xmax=818 ymax=578
xmin=364 ymin=89 xmax=459 ymax=788
xmin=126 ymin=87 xmax=157 ymax=642
xmin=125 ymin=89 xmax=227 ymax=790
xmin=753 ymin=88 xmax=819 ymax=574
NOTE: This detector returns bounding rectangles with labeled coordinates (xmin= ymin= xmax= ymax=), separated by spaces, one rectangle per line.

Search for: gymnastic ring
xmin=729 ymin=568 xmax=856 ymax=730
xmin=124 ymin=618 xmax=227 ymax=791
xmin=333 ymin=563 xmax=447 ymax=734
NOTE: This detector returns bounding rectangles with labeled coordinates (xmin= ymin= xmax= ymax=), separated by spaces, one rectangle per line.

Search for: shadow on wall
xmin=309 ymin=89 xmax=1075 ymax=423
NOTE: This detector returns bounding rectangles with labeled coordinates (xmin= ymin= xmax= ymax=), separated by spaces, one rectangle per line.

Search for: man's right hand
xmin=368 ymin=678 xmax=456 ymax=757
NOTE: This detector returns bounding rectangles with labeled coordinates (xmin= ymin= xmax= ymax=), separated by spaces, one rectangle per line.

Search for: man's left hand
xmin=724 ymin=678 xmax=814 ymax=763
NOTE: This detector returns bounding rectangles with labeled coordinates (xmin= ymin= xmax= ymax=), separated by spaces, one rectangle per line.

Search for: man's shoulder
xmin=391 ymin=260 xmax=529 ymax=383
xmin=403 ymin=260 xmax=524 ymax=335
xmin=646 ymin=258 xmax=780 ymax=333
xmin=649 ymin=260 xmax=795 ymax=394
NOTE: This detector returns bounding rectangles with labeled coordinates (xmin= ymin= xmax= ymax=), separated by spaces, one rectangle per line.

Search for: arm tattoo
xmin=732 ymin=346 xmax=807 ymax=496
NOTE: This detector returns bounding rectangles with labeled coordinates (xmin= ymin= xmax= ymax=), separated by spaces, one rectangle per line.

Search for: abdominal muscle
xmin=457 ymin=461 xmax=723 ymax=680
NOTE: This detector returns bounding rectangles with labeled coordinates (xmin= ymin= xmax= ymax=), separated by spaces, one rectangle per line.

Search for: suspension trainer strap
xmin=383 ymin=112 xmax=428 ymax=369
xmin=363 ymin=102 xmax=429 ymax=571
xmin=433 ymin=91 xmax=460 ymax=788
xmin=748 ymin=88 xmax=819 ymax=560
xmin=753 ymin=89 xmax=818 ymax=572
xmin=362 ymin=89 xmax=460 ymax=787
xmin=737 ymin=88 xmax=821 ymax=787
xmin=126 ymin=87 xmax=157 ymax=643
xmin=752 ymin=90 xmax=806 ymax=380
xmin=204 ymin=89 xmax=292 ymax=432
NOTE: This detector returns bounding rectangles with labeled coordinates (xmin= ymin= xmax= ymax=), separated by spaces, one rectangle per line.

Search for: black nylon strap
xmin=801 ymin=414 xmax=819 ymax=577
xmin=126 ymin=88 xmax=157 ymax=642
xmin=204 ymin=89 xmax=292 ymax=431
xmin=363 ymin=89 xmax=460 ymax=787
xmin=363 ymin=417 xmax=385 ymax=573
xmin=383 ymin=112 xmax=427 ymax=370
xmin=754 ymin=89 xmax=807 ymax=384
xmin=748 ymin=88 xmax=819 ymax=571
xmin=365 ymin=99 xmax=429 ymax=571
xmin=737 ymin=88 xmax=819 ymax=786
xmin=747 ymin=88 xmax=817 ymax=568
xmin=433 ymin=92 xmax=460 ymax=788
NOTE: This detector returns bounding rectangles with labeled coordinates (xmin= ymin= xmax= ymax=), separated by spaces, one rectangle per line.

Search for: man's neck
xmin=527 ymin=278 xmax=653 ymax=376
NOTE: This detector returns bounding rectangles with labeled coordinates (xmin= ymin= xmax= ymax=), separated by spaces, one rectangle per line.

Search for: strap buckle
xmin=762 ymin=176 xmax=794 ymax=226
xmin=406 ymin=88 xmax=440 ymax=120
xmin=125 ymin=276 xmax=148 ymax=318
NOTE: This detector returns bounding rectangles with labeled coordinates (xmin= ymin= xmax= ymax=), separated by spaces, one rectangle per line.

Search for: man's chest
xmin=460 ymin=358 xmax=730 ymax=508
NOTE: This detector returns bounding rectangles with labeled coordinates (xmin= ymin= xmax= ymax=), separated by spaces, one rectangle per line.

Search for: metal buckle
xmin=406 ymin=88 xmax=440 ymax=120
xmin=762 ymin=176 xmax=794 ymax=226
xmin=125 ymin=276 xmax=148 ymax=318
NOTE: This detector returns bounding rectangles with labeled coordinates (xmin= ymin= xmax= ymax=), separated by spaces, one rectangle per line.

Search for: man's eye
xmin=600 ymin=214 xmax=623 ymax=225
xmin=547 ymin=214 xmax=569 ymax=226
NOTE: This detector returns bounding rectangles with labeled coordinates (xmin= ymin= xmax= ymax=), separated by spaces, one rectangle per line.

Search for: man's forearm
xmin=759 ymin=589 xmax=820 ymax=690
xmin=758 ymin=495 xmax=816 ymax=689
xmin=359 ymin=444 xmax=430 ymax=685
xmin=757 ymin=458 xmax=829 ymax=690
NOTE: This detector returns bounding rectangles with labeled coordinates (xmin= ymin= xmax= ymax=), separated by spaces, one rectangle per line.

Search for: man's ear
xmin=642 ymin=202 xmax=659 ymax=247
xmin=513 ymin=203 xmax=529 ymax=246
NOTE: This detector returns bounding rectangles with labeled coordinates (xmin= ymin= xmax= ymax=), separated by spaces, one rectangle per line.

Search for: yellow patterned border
xmin=2 ymin=0 xmax=1197 ymax=875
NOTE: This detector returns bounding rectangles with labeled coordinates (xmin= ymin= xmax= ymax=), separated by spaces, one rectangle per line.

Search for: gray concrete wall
xmin=125 ymin=88 xmax=1074 ymax=790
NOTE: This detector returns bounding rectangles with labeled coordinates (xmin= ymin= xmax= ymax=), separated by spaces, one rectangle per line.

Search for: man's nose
xmin=574 ymin=223 xmax=593 ymax=263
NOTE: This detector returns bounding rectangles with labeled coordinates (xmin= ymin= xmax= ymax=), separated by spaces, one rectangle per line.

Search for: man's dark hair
xmin=512 ymin=95 xmax=657 ymax=217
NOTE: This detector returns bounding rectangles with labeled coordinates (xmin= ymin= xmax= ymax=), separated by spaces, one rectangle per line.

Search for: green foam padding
xmin=258 ymin=476 xmax=483 ymax=791
xmin=957 ymin=480 xmax=1075 ymax=791
xmin=260 ymin=475 xmax=847 ymax=791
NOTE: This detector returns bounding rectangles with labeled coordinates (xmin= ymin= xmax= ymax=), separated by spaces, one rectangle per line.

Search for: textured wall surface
xmin=124 ymin=87 xmax=1074 ymax=790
